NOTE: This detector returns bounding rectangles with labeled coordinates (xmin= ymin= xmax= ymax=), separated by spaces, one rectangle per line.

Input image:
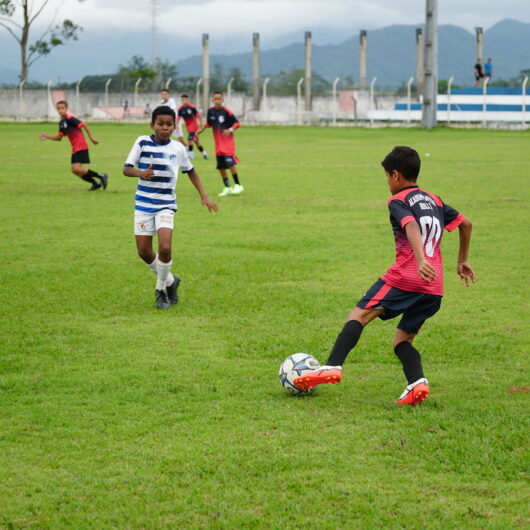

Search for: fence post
xmin=47 ymin=79 xmax=53 ymax=120
xmin=369 ymin=77 xmax=377 ymax=126
xmin=406 ymin=76 xmax=414 ymax=124
xmin=165 ymin=78 xmax=172 ymax=90
xmin=104 ymin=78 xmax=112 ymax=107
xmin=76 ymin=77 xmax=84 ymax=115
xmin=134 ymin=77 xmax=142 ymax=107
xmin=263 ymin=77 xmax=270 ymax=111
xmin=447 ymin=76 xmax=454 ymax=125
xmin=522 ymin=76 xmax=528 ymax=125
xmin=195 ymin=78 xmax=203 ymax=111
xmin=296 ymin=77 xmax=304 ymax=125
xmin=227 ymin=77 xmax=234 ymax=106
xmin=332 ymin=77 xmax=340 ymax=126
xmin=482 ymin=76 xmax=489 ymax=127
xmin=19 ymin=80 xmax=26 ymax=120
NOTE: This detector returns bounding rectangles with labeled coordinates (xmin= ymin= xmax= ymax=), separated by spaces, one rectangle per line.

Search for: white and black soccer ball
xmin=278 ymin=353 xmax=320 ymax=395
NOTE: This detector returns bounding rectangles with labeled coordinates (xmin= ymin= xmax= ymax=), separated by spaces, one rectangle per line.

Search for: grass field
xmin=1 ymin=122 xmax=529 ymax=528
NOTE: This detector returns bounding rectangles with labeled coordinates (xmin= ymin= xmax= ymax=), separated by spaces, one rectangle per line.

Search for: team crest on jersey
xmin=169 ymin=154 xmax=177 ymax=163
xmin=219 ymin=115 xmax=225 ymax=123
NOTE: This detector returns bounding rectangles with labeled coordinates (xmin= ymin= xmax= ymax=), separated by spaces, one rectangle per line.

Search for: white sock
xmin=156 ymin=260 xmax=172 ymax=291
xmin=166 ymin=272 xmax=174 ymax=287
xmin=147 ymin=254 xmax=158 ymax=276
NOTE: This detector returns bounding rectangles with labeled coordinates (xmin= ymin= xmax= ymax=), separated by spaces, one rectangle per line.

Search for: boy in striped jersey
xmin=294 ymin=146 xmax=476 ymax=405
xmin=123 ymin=106 xmax=218 ymax=309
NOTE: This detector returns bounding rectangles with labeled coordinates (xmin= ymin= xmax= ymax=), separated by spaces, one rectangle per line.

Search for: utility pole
xmin=252 ymin=33 xmax=260 ymax=111
xmin=475 ymin=27 xmax=484 ymax=62
xmin=416 ymin=28 xmax=424 ymax=97
xmin=359 ymin=30 xmax=367 ymax=90
xmin=202 ymin=33 xmax=210 ymax=113
xmin=150 ymin=0 xmax=161 ymax=84
xmin=304 ymin=31 xmax=312 ymax=111
xmin=421 ymin=0 xmax=438 ymax=129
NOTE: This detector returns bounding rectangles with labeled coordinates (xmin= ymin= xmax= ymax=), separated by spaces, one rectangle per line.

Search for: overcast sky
xmin=49 ymin=0 xmax=530 ymax=40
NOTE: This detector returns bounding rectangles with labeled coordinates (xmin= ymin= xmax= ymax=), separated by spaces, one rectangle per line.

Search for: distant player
xmin=294 ymin=146 xmax=475 ymax=405
xmin=39 ymin=100 xmax=108 ymax=191
xmin=197 ymin=91 xmax=243 ymax=196
xmin=160 ymin=89 xmax=187 ymax=150
xmin=178 ymin=94 xmax=209 ymax=161
xmin=123 ymin=105 xmax=218 ymax=309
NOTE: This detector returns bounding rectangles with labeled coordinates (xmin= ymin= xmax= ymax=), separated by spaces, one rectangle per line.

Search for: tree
xmin=0 ymin=0 xmax=82 ymax=83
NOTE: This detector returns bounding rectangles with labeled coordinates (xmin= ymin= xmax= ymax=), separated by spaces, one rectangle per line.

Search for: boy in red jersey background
xmin=197 ymin=91 xmax=243 ymax=196
xmin=295 ymin=146 xmax=475 ymax=405
xmin=178 ymin=94 xmax=209 ymax=161
xmin=39 ymin=101 xmax=108 ymax=191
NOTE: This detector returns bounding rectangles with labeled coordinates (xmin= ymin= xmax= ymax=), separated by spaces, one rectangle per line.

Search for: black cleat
xmin=166 ymin=275 xmax=181 ymax=305
xmin=88 ymin=181 xmax=102 ymax=191
xmin=203 ymin=152 xmax=209 ymax=160
xmin=155 ymin=289 xmax=170 ymax=309
xmin=98 ymin=173 xmax=108 ymax=190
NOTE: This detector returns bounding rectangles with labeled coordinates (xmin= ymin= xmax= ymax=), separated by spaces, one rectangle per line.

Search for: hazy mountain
xmin=0 ymin=19 xmax=528 ymax=88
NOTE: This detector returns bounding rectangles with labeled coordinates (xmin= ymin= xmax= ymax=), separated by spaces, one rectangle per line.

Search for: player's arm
xmin=404 ymin=221 xmax=437 ymax=282
xmin=123 ymin=164 xmax=155 ymax=180
xmin=39 ymin=133 xmax=62 ymax=141
xmin=222 ymin=116 xmax=240 ymax=137
xmin=196 ymin=122 xmax=208 ymax=135
xmin=456 ymin=217 xmax=475 ymax=286
xmin=81 ymin=122 xmax=99 ymax=145
xmin=185 ymin=169 xmax=219 ymax=212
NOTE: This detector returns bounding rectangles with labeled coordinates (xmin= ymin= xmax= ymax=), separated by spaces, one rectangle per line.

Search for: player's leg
xmin=293 ymin=307 xmax=383 ymax=390
xmin=393 ymin=295 xmax=441 ymax=405
xmin=217 ymin=159 xmax=233 ymax=196
xmin=154 ymin=211 xmax=178 ymax=308
xmin=194 ymin=135 xmax=208 ymax=159
xmin=71 ymin=150 xmax=107 ymax=190
xmin=228 ymin=159 xmax=243 ymax=195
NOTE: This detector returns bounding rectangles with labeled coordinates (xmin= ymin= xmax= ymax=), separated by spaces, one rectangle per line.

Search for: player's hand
xmin=202 ymin=198 xmax=219 ymax=212
xmin=38 ymin=134 xmax=47 ymax=141
xmin=142 ymin=164 xmax=155 ymax=180
xmin=222 ymin=129 xmax=232 ymax=137
xmin=91 ymin=137 xmax=99 ymax=145
xmin=417 ymin=259 xmax=437 ymax=282
xmin=457 ymin=261 xmax=476 ymax=286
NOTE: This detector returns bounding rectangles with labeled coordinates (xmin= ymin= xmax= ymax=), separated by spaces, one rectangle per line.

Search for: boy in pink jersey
xmin=39 ymin=101 xmax=108 ymax=191
xmin=295 ymin=146 xmax=475 ymax=405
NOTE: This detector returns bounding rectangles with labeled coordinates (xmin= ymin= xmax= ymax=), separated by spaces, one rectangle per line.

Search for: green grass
xmin=0 ymin=123 xmax=529 ymax=528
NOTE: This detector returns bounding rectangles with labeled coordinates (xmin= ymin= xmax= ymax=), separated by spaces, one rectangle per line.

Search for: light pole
xmin=421 ymin=0 xmax=438 ymax=129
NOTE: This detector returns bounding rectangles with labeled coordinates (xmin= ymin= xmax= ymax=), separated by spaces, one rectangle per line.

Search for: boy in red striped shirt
xmin=295 ymin=146 xmax=475 ymax=405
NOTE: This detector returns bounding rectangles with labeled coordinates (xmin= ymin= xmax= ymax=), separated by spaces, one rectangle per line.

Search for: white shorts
xmin=134 ymin=209 xmax=175 ymax=236
xmin=171 ymin=120 xmax=183 ymax=139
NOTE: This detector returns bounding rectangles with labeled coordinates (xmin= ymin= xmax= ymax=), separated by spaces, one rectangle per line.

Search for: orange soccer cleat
xmin=395 ymin=378 xmax=430 ymax=406
xmin=293 ymin=366 xmax=342 ymax=390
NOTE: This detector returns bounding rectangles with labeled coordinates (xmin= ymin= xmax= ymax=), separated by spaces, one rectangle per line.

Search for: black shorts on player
xmin=357 ymin=278 xmax=442 ymax=334
xmin=188 ymin=132 xmax=197 ymax=143
xmin=216 ymin=155 xmax=237 ymax=170
xmin=71 ymin=149 xmax=90 ymax=164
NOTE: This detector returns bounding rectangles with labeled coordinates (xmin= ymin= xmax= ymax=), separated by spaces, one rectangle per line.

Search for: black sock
xmin=188 ymin=145 xmax=193 ymax=152
xmin=325 ymin=320 xmax=364 ymax=366
xmin=198 ymin=146 xmax=204 ymax=152
xmin=81 ymin=173 xmax=97 ymax=184
xmin=223 ymin=177 xmax=230 ymax=187
xmin=394 ymin=341 xmax=424 ymax=384
xmin=231 ymin=172 xmax=240 ymax=185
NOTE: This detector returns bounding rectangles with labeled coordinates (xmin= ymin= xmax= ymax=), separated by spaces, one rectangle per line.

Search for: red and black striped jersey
xmin=382 ymin=185 xmax=465 ymax=296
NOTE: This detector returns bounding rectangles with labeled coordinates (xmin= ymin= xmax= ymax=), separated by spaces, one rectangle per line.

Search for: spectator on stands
xmin=484 ymin=58 xmax=493 ymax=81
xmin=474 ymin=59 xmax=484 ymax=87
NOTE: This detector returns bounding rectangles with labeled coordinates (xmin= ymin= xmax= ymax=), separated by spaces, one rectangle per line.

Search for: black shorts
xmin=71 ymin=149 xmax=90 ymax=164
xmin=357 ymin=278 xmax=442 ymax=334
xmin=216 ymin=155 xmax=238 ymax=170
xmin=188 ymin=132 xmax=197 ymax=142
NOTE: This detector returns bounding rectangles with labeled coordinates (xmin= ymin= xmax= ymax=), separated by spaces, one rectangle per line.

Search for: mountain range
xmin=0 ymin=19 xmax=528 ymax=88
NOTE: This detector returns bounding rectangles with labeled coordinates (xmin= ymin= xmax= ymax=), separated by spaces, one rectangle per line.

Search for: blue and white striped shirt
xmin=124 ymin=135 xmax=193 ymax=213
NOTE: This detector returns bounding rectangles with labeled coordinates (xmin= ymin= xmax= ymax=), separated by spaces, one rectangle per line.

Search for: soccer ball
xmin=278 ymin=353 xmax=320 ymax=395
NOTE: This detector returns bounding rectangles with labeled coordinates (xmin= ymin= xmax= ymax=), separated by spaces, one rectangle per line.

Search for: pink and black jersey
xmin=178 ymin=104 xmax=201 ymax=133
xmin=206 ymin=106 xmax=240 ymax=156
xmin=58 ymin=114 xmax=88 ymax=153
xmin=382 ymin=186 xmax=465 ymax=296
